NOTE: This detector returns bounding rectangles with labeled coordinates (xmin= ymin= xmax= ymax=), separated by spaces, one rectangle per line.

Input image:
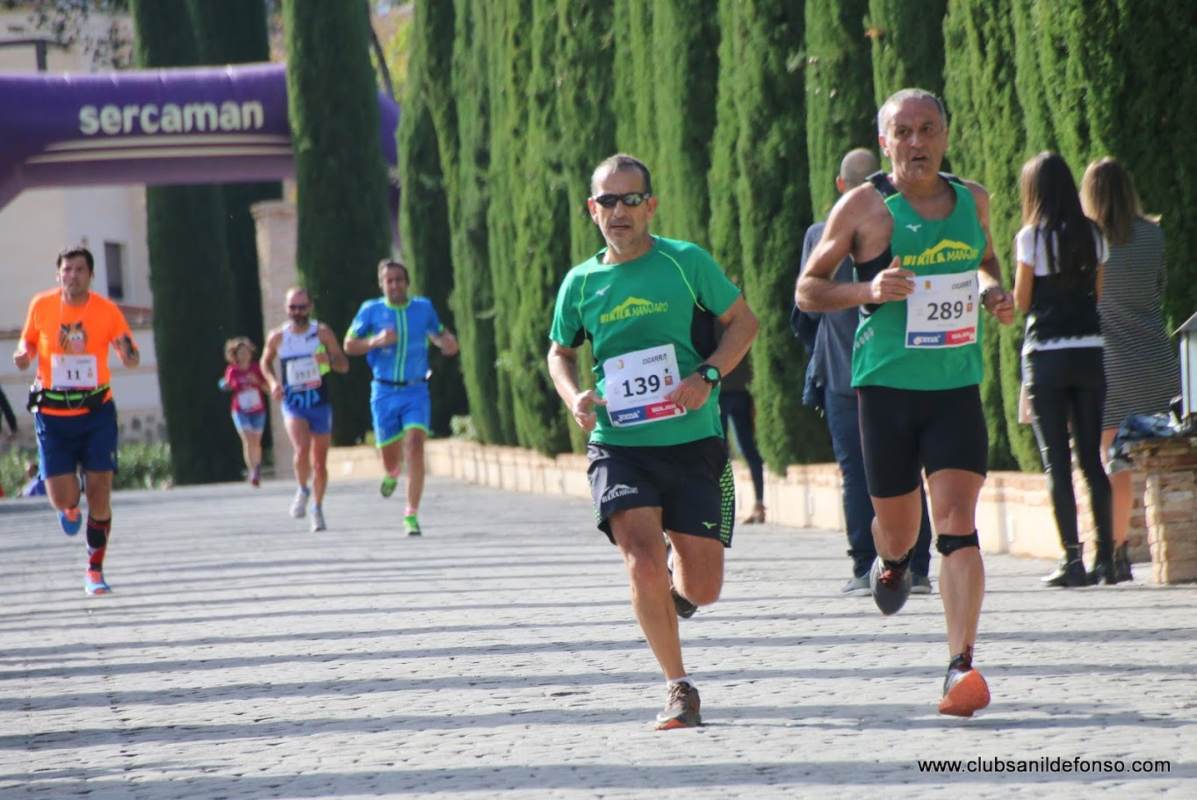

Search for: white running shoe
xmin=290 ymin=486 xmax=310 ymax=518
xmin=310 ymin=505 xmax=326 ymax=532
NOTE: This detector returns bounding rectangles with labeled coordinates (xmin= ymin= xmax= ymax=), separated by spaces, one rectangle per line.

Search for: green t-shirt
xmin=852 ymin=177 xmax=987 ymax=390
xmin=549 ymin=236 xmax=741 ymax=447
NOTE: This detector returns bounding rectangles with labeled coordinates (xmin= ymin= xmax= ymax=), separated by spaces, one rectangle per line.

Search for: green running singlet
xmin=851 ymin=174 xmax=987 ymax=390
xmin=549 ymin=236 xmax=741 ymax=447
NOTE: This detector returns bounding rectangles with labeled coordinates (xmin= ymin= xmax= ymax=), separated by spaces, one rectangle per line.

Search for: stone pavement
xmin=2 ymin=476 xmax=1194 ymax=799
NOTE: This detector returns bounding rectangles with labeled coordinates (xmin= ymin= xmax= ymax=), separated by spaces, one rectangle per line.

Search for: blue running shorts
xmin=282 ymin=402 xmax=333 ymax=435
xmin=34 ymin=401 xmax=119 ymax=478
xmin=372 ymin=385 xmax=431 ymax=446
xmin=232 ymin=409 xmax=267 ymax=434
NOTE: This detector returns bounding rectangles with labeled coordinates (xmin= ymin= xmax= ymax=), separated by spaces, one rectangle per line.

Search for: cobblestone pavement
xmin=2 ymin=477 xmax=1194 ymax=799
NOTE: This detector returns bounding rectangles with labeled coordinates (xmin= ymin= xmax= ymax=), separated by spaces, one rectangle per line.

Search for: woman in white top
xmin=1012 ymin=152 xmax=1115 ymax=588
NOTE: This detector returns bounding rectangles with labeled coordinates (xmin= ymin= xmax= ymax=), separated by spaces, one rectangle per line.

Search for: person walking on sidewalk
xmin=12 ymin=246 xmax=140 ymax=595
xmin=796 ymin=147 xmax=935 ymax=597
xmin=344 ymin=259 xmax=459 ymax=536
xmin=261 ymin=287 xmax=349 ymax=532
xmin=797 ymin=89 xmax=1015 ymax=717
xmin=547 ymin=154 xmax=758 ymax=730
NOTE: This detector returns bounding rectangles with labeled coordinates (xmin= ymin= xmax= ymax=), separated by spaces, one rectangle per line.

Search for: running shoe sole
xmin=655 ymin=714 xmax=702 ymax=730
xmin=869 ymin=555 xmax=912 ymax=616
xmin=59 ymin=509 xmax=83 ymax=536
xmin=939 ymin=669 xmax=991 ymax=717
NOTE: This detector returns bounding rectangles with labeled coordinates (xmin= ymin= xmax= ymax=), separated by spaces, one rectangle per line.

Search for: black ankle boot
xmin=1087 ymin=554 xmax=1118 ymax=586
xmin=1114 ymin=543 xmax=1134 ymax=583
xmin=1042 ymin=547 xmax=1087 ymax=588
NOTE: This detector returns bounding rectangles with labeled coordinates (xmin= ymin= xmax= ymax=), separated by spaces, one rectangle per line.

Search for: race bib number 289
xmin=905 ymin=271 xmax=979 ymax=348
xmin=602 ymin=344 xmax=686 ymax=428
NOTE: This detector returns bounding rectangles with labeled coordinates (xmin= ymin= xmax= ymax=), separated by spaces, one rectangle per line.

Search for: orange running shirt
xmin=21 ymin=289 xmax=134 ymax=414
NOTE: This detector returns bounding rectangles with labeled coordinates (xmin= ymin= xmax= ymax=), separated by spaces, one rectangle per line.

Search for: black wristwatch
xmin=696 ymin=363 xmax=721 ymax=386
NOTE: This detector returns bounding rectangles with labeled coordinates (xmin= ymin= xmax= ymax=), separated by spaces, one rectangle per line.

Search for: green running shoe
xmin=404 ymin=514 xmax=421 ymax=536
xmin=380 ymin=475 xmax=398 ymax=498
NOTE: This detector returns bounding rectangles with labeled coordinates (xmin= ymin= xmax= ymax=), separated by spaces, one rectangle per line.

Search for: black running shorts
xmin=586 ymin=436 xmax=735 ymax=547
xmin=857 ymin=384 xmax=988 ymax=498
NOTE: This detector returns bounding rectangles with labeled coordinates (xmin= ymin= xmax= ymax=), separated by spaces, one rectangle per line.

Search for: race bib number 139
xmin=602 ymin=344 xmax=686 ymax=427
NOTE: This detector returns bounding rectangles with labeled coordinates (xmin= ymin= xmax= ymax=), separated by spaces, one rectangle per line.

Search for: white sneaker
xmin=290 ymin=487 xmax=310 ymax=518
xmin=840 ymin=574 xmax=871 ymax=596
xmin=310 ymin=505 xmax=326 ymax=532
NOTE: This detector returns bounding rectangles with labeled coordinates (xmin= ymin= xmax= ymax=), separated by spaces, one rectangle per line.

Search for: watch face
xmin=702 ymin=366 xmax=720 ymax=382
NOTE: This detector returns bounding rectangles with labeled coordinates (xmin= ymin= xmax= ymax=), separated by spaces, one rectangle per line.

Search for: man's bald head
xmin=839 ymin=148 xmax=880 ymax=189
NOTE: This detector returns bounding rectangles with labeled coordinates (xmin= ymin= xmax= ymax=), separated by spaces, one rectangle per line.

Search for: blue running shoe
xmin=59 ymin=507 xmax=83 ymax=536
xmin=84 ymin=569 xmax=111 ymax=596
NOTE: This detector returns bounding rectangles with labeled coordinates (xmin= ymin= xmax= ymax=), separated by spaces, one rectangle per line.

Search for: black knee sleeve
xmin=936 ymin=530 xmax=979 ymax=557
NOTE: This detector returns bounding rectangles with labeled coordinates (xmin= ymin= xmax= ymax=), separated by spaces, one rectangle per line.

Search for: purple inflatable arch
xmin=0 ymin=62 xmax=399 ymax=211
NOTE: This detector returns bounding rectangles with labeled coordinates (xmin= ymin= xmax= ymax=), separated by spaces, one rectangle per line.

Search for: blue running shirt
xmin=348 ymin=296 xmax=443 ymax=392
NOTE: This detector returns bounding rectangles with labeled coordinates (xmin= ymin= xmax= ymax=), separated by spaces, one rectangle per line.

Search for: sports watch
xmin=696 ymin=363 xmax=721 ymax=386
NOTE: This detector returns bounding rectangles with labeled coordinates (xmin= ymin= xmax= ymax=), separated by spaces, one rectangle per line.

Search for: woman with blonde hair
xmin=1081 ymin=157 xmax=1180 ymax=583
xmin=219 ymin=337 xmax=268 ymax=486
xmin=1013 ymin=152 xmax=1114 ymax=587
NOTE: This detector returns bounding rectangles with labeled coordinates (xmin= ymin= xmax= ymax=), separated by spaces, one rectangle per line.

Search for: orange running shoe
xmin=939 ymin=665 xmax=990 ymax=717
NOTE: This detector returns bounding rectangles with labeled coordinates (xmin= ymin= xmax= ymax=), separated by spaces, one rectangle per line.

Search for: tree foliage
xmin=283 ymin=0 xmax=392 ymax=444
xmin=130 ymin=0 xmax=243 ymax=483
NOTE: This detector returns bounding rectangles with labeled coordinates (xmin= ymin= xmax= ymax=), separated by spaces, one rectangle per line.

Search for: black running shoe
xmin=655 ymin=682 xmax=702 ymax=730
xmin=671 ymin=587 xmax=698 ymax=619
xmin=664 ymin=539 xmax=697 ymax=619
xmin=869 ymin=554 xmax=912 ymax=616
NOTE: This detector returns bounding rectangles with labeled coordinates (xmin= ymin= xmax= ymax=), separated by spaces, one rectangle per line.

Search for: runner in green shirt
xmin=797 ymin=89 xmax=1015 ymax=718
xmin=548 ymin=154 xmax=758 ymax=730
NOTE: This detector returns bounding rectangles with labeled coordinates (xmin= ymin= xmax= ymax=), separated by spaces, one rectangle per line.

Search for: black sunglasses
xmin=288 ymin=304 xmax=310 ymax=311
xmin=592 ymin=192 xmax=651 ymax=208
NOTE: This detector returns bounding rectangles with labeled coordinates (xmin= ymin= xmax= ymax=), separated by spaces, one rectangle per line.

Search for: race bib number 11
xmin=50 ymin=354 xmax=98 ymax=390
xmin=603 ymin=344 xmax=686 ymax=427
xmin=906 ymin=271 xmax=979 ymax=348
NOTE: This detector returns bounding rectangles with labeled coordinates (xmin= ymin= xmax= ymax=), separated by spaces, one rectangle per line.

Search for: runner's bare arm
xmin=430 ymin=329 xmax=459 ymax=357
xmin=965 ymin=180 xmax=1014 ymax=325
xmin=797 ymin=186 xmax=909 ymax=311
xmin=547 ymin=342 xmax=604 ymax=433
xmin=318 ymin=324 xmax=350 ymax=373
xmin=260 ymin=329 xmax=283 ymax=399
xmin=115 ymin=334 xmax=139 ymax=368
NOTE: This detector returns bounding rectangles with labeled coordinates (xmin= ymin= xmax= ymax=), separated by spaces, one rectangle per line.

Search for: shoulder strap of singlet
xmin=866 ymin=171 xmax=897 ymax=198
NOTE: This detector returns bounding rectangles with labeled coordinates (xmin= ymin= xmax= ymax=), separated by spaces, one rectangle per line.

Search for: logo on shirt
xmin=599 ymin=296 xmax=669 ymax=325
xmin=595 ymin=286 xmax=610 ymax=296
xmin=906 ymin=223 xmax=923 ymax=232
xmin=59 ymin=322 xmax=87 ymax=352
xmin=901 ymin=239 xmax=980 ymax=268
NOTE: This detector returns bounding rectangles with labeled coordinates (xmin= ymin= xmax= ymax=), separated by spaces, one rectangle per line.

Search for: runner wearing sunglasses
xmin=547 ymin=154 xmax=759 ymax=729
xmin=261 ymin=287 xmax=349 ymax=532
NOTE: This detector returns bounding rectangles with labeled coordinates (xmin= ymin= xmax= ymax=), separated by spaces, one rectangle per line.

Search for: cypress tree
xmin=734 ymin=0 xmax=831 ymax=469
xmin=130 ymin=0 xmax=243 ymax=483
xmin=649 ymin=1 xmax=720 ymax=242
xmin=611 ymin=1 xmax=656 ymax=163
xmin=483 ymin=0 xmax=531 ymax=443
xmin=556 ymin=0 xmax=616 ymax=453
xmin=942 ymin=0 xmax=1031 ymax=470
xmin=804 ymin=0 xmax=876 ymax=218
xmin=419 ymin=0 xmax=505 ymax=444
xmin=505 ymin=0 xmax=572 ymax=454
xmin=707 ymin=0 xmax=743 ymax=283
xmin=283 ymin=0 xmax=392 ymax=444
xmin=398 ymin=4 xmax=465 ymax=437
xmin=865 ymin=0 xmax=948 ymax=105
xmin=187 ymin=0 xmax=281 ymax=351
